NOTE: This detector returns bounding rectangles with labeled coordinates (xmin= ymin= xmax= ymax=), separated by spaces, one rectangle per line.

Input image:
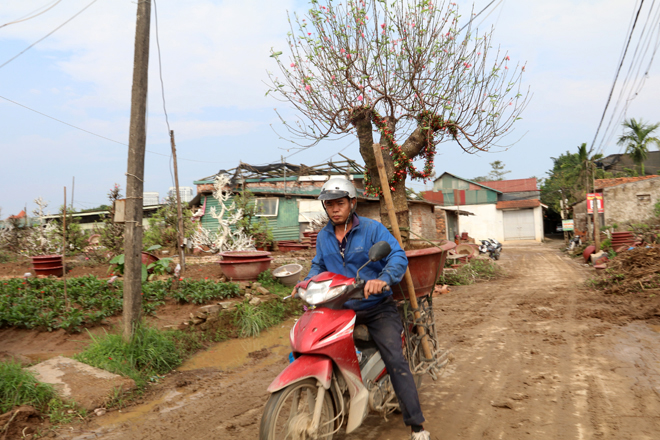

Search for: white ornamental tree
xmin=191 ymin=174 xmax=255 ymax=253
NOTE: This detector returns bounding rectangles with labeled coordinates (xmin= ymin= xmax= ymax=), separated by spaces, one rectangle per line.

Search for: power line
xmin=459 ymin=0 xmax=500 ymax=33
xmin=589 ymin=0 xmax=645 ymax=153
xmin=0 ymin=0 xmax=62 ymax=29
xmin=597 ymin=0 xmax=660 ymax=154
xmin=0 ymin=94 xmax=233 ymax=164
xmin=0 ymin=0 xmax=99 ymax=70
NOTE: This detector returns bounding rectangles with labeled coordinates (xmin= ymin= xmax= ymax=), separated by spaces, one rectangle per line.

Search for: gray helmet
xmin=318 ymin=177 xmax=357 ymax=201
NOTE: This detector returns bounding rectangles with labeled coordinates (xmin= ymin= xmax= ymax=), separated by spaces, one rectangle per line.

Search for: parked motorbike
xmin=478 ymin=238 xmax=502 ymax=260
xmin=259 ymin=241 xmax=421 ymax=440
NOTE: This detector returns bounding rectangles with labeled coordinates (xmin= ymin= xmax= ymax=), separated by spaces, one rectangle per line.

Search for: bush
xmin=439 ymin=258 xmax=503 ymax=286
xmin=0 ymin=360 xmax=56 ymax=413
xmin=75 ymin=324 xmax=182 ymax=388
xmin=143 ymin=196 xmax=195 ymax=250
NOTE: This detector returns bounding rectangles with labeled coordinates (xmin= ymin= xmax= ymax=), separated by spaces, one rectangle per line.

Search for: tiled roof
xmin=476 ymin=178 xmax=538 ymax=193
xmin=7 ymin=210 xmax=26 ymax=220
xmin=496 ymin=199 xmax=541 ymax=210
xmin=595 ymin=175 xmax=659 ymax=190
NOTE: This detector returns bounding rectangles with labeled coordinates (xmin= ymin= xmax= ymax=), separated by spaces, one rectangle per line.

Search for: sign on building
xmin=562 ymin=219 xmax=574 ymax=231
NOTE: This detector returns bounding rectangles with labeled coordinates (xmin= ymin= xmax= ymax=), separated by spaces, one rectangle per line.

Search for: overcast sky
xmin=1 ymin=0 xmax=658 ymax=217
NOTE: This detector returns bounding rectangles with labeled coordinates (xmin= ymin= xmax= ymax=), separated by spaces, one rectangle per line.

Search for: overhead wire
xmin=596 ymin=0 xmax=660 ymax=154
xmin=0 ymin=0 xmax=100 ymax=70
xmin=589 ymin=0 xmax=645 ymax=153
xmin=0 ymin=94 xmax=233 ymax=164
xmin=0 ymin=0 xmax=62 ymax=29
xmin=152 ymin=0 xmax=177 ymax=191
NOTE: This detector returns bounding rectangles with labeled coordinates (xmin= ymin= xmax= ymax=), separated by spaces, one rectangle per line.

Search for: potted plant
xmin=21 ymin=197 xmax=65 ymax=276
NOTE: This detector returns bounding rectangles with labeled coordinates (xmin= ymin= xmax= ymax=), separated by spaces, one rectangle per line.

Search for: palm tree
xmin=616 ymin=118 xmax=660 ymax=175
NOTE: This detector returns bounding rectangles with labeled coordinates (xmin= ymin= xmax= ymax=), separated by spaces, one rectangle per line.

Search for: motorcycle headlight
xmin=298 ymin=281 xmax=348 ymax=305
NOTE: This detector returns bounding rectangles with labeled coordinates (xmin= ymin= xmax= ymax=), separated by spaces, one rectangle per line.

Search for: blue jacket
xmin=305 ymin=215 xmax=408 ymax=310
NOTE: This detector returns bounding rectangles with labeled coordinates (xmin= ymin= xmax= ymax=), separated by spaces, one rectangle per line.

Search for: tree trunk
xmin=352 ymin=110 xmax=412 ymax=246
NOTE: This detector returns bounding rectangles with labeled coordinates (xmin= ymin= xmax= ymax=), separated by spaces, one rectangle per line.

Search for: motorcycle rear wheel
xmin=259 ymin=378 xmax=336 ymax=440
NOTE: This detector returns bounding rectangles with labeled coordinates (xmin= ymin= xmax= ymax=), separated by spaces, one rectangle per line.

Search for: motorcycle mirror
xmin=368 ymin=241 xmax=391 ymax=262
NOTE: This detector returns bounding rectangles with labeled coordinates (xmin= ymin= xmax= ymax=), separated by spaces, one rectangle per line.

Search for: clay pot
xmin=31 ymin=255 xmax=64 ymax=277
xmin=218 ymin=257 xmax=273 ymax=281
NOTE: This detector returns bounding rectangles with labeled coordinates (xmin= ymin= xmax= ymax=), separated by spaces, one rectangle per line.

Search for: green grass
xmin=234 ymin=298 xmax=299 ymax=338
xmin=440 ymin=258 xmax=503 ymax=286
xmin=74 ymin=323 xmax=182 ymax=388
xmin=0 ymin=276 xmax=241 ymax=332
xmin=0 ymin=360 xmax=56 ymax=413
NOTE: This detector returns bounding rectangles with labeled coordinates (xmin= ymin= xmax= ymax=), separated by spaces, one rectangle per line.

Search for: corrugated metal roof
xmin=476 ymin=178 xmax=538 ymax=193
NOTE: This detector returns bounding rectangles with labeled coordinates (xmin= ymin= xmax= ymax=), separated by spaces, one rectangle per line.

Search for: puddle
xmin=88 ymin=319 xmax=296 ymax=433
xmin=178 ymin=318 xmax=295 ymax=371
xmin=25 ymin=350 xmax=80 ymax=363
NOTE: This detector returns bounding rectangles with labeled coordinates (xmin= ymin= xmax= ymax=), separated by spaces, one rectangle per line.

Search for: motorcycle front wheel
xmin=259 ymin=378 xmax=336 ymax=440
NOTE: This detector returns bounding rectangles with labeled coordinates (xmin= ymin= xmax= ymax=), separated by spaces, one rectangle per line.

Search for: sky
xmin=1 ymin=0 xmax=659 ymax=217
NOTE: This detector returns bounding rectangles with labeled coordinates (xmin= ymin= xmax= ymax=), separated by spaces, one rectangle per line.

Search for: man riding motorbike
xmin=296 ymin=176 xmax=431 ymax=440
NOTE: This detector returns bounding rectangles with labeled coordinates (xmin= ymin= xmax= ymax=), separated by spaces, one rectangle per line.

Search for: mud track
xmin=62 ymin=241 xmax=660 ymax=440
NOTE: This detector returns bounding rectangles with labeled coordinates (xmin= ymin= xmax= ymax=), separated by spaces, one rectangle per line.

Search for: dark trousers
xmin=354 ymin=296 xmax=425 ymax=426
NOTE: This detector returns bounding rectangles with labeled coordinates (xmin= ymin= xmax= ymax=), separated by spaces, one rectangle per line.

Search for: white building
xmin=143 ymin=192 xmax=160 ymax=206
xmin=169 ymin=187 xmax=194 ymax=203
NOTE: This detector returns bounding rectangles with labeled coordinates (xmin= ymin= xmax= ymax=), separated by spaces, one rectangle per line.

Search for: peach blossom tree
xmin=267 ymin=0 xmax=529 ymax=242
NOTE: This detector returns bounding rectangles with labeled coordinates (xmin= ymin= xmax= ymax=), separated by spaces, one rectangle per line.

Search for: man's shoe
xmin=411 ymin=430 xmax=431 ymax=440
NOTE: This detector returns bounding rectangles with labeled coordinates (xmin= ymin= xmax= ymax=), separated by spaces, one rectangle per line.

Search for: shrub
xmin=143 ymin=196 xmax=195 ymax=250
xmin=75 ymin=324 xmax=182 ymax=388
xmin=0 ymin=360 xmax=56 ymax=413
xmin=439 ymin=258 xmax=503 ymax=286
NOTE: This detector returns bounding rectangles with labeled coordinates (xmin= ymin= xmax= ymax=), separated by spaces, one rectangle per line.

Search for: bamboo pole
xmin=63 ymin=187 xmax=69 ymax=310
xmin=371 ymin=143 xmax=433 ymax=360
xmin=170 ymin=130 xmax=186 ymax=275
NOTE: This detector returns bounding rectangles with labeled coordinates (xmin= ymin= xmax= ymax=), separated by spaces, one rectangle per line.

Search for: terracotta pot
xmin=218 ymin=257 xmax=273 ymax=280
xmin=220 ymin=251 xmax=272 ymax=261
xmin=141 ymin=252 xmax=159 ymax=267
xmin=278 ymin=243 xmax=310 ymax=252
xmin=392 ymin=241 xmax=456 ymax=300
xmin=31 ymin=255 xmax=64 ymax=277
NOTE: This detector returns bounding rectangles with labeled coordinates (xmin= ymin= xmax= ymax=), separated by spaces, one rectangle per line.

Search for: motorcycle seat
xmin=353 ymin=324 xmax=371 ymax=342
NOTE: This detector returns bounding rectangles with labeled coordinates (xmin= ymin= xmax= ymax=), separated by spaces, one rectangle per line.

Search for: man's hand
xmin=364 ymin=279 xmax=388 ymax=299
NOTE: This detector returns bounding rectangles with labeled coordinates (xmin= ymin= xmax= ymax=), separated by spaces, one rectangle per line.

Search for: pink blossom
xmin=308 ymin=32 xmax=312 ymax=36
xmin=381 ymin=23 xmax=386 ymax=29
xmin=331 ymin=75 xmax=335 ymax=80
xmin=365 ymin=16 xmax=369 ymax=20
xmin=305 ymin=85 xmax=311 ymax=91
xmin=340 ymin=48 xmax=346 ymax=53
xmin=357 ymin=95 xmax=363 ymax=101
xmin=505 ymin=56 xmax=510 ymax=61
xmin=361 ymin=33 xmax=365 ymax=38
xmin=290 ymin=63 xmax=296 ymax=68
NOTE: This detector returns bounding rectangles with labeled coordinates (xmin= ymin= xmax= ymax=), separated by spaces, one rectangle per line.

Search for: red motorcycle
xmin=259 ymin=241 xmax=421 ymax=440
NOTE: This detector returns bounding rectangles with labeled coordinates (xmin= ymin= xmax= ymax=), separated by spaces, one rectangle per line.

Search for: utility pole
xmin=592 ymin=163 xmax=600 ymax=250
xmin=170 ymin=130 xmax=185 ymax=275
xmin=71 ymin=177 xmax=75 ymax=210
xmin=123 ymin=0 xmax=151 ymax=342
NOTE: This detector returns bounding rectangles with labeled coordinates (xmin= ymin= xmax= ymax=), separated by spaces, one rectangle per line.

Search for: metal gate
xmin=503 ymin=209 xmax=535 ymax=240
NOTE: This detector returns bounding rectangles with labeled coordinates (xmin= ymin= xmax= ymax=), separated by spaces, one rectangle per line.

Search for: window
xmin=255 ymin=198 xmax=279 ymax=217
xmin=637 ymin=194 xmax=651 ymax=204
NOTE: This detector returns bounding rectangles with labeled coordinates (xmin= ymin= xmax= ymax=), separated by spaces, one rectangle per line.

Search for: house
xmin=191 ymin=160 xmax=446 ymax=243
xmin=421 ymin=173 xmax=544 ymax=242
xmin=596 ymin=151 xmax=660 ymax=176
xmin=572 ymin=175 xmax=660 ymax=232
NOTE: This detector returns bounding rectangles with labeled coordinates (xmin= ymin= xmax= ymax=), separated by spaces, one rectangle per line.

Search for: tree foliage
xmin=616 ymin=118 xmax=660 ymax=176
xmin=268 ymin=0 xmax=529 ymax=241
xmin=472 ymin=160 xmax=511 ymax=181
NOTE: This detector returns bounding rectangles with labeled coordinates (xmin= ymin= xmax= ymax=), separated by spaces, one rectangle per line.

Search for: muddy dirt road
xmin=62 ymin=241 xmax=660 ymax=440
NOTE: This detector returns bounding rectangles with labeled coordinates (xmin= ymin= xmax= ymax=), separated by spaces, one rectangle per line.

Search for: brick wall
xmin=434 ymin=206 xmax=447 ymax=239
